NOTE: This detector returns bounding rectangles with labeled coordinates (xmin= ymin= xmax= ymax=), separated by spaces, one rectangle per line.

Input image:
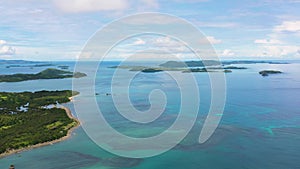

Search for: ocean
xmin=0 ymin=60 xmax=299 ymax=169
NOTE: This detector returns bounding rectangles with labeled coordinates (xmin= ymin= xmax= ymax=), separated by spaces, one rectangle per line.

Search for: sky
xmin=0 ymin=0 xmax=299 ymax=61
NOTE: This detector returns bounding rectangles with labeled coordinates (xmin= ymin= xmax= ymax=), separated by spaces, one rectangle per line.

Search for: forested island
xmin=259 ymin=70 xmax=282 ymax=76
xmin=0 ymin=90 xmax=79 ymax=156
xmin=159 ymin=60 xmax=221 ymax=67
xmin=109 ymin=60 xmax=288 ymax=74
xmin=159 ymin=60 xmax=287 ymax=68
xmin=0 ymin=68 xmax=87 ymax=82
xmin=108 ymin=60 xmax=250 ymax=73
xmin=0 ymin=60 xmax=40 ymax=64
xmin=141 ymin=68 xmax=164 ymax=73
xmin=6 ymin=63 xmax=55 ymax=68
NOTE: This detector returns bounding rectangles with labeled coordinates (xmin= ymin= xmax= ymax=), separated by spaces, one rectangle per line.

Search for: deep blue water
xmin=0 ymin=61 xmax=299 ymax=169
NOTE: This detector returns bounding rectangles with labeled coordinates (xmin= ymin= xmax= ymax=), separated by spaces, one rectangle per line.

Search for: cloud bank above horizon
xmin=0 ymin=0 xmax=299 ymax=60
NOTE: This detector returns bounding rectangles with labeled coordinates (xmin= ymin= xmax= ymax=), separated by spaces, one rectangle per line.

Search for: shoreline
xmin=0 ymin=99 xmax=80 ymax=159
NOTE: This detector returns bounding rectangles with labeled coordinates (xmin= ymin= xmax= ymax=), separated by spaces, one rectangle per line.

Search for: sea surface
xmin=0 ymin=60 xmax=300 ymax=169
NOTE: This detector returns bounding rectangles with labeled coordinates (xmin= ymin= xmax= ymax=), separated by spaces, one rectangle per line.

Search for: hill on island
xmin=0 ymin=68 xmax=87 ymax=82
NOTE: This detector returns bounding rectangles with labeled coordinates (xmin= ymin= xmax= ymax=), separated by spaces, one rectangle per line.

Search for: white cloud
xmin=29 ymin=9 xmax=44 ymax=14
xmin=53 ymin=0 xmax=129 ymax=13
xmin=254 ymin=39 xmax=281 ymax=44
xmin=133 ymin=38 xmax=146 ymax=45
xmin=195 ymin=21 xmax=238 ymax=28
xmin=152 ymin=36 xmax=182 ymax=47
xmin=173 ymin=0 xmax=209 ymax=2
xmin=253 ymin=20 xmax=300 ymax=58
xmin=261 ymin=45 xmax=300 ymax=57
xmin=144 ymin=36 xmax=191 ymax=55
xmin=0 ymin=40 xmax=16 ymax=56
xmin=221 ymin=49 xmax=235 ymax=56
xmin=274 ymin=21 xmax=300 ymax=32
xmin=77 ymin=51 xmax=93 ymax=59
xmin=0 ymin=45 xmax=16 ymax=55
xmin=121 ymin=14 xmax=181 ymax=25
xmin=206 ymin=36 xmax=222 ymax=44
xmin=0 ymin=40 xmax=7 ymax=45
xmin=53 ymin=0 xmax=162 ymax=13
xmin=139 ymin=0 xmax=159 ymax=8
xmin=107 ymin=36 xmax=198 ymax=60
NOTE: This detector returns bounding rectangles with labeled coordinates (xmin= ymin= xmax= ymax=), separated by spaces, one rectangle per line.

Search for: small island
xmin=141 ymin=68 xmax=164 ymax=73
xmin=110 ymin=63 xmax=237 ymax=73
xmin=182 ymin=68 xmax=207 ymax=73
xmin=0 ymin=59 xmax=40 ymax=64
xmin=109 ymin=65 xmax=171 ymax=72
xmin=0 ymin=68 xmax=87 ymax=82
xmin=223 ymin=60 xmax=288 ymax=65
xmin=0 ymin=90 xmax=79 ymax=157
xmin=159 ymin=60 xmax=221 ymax=68
xmin=224 ymin=66 xmax=247 ymax=70
xmin=259 ymin=70 xmax=282 ymax=76
xmin=6 ymin=63 xmax=55 ymax=68
xmin=57 ymin=65 xmax=69 ymax=70
xmin=108 ymin=60 xmax=289 ymax=74
xmin=182 ymin=68 xmax=232 ymax=73
xmin=158 ymin=60 xmax=287 ymax=68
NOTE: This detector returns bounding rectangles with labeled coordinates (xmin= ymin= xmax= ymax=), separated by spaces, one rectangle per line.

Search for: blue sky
xmin=0 ymin=0 xmax=299 ymax=60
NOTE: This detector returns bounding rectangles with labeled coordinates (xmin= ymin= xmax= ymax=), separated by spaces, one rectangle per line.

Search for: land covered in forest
xmin=0 ymin=68 xmax=86 ymax=82
xmin=0 ymin=90 xmax=79 ymax=157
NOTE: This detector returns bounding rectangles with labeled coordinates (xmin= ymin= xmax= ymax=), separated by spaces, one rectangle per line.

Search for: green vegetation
xmin=110 ymin=65 xmax=232 ymax=73
xmin=6 ymin=64 xmax=55 ymax=68
xmin=159 ymin=60 xmax=221 ymax=67
xmin=0 ymin=68 xmax=87 ymax=82
xmin=109 ymin=66 xmax=172 ymax=72
xmin=259 ymin=70 xmax=282 ymax=76
xmin=109 ymin=60 xmax=288 ymax=74
xmin=159 ymin=60 xmax=287 ymax=68
xmin=108 ymin=65 xmax=149 ymax=71
xmin=57 ymin=65 xmax=69 ymax=70
xmin=182 ymin=68 xmax=232 ymax=73
xmin=110 ymin=65 xmax=184 ymax=72
xmin=0 ymin=90 xmax=78 ymax=154
xmin=223 ymin=60 xmax=288 ymax=65
xmin=141 ymin=68 xmax=163 ymax=73
xmin=224 ymin=66 xmax=247 ymax=70
xmin=182 ymin=68 xmax=207 ymax=73
xmin=0 ymin=59 xmax=39 ymax=64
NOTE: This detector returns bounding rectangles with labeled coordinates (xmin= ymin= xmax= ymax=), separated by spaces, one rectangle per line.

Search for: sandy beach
xmin=0 ymin=100 xmax=80 ymax=159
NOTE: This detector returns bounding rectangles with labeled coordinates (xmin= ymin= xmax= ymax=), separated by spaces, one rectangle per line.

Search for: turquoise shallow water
xmin=0 ymin=61 xmax=300 ymax=169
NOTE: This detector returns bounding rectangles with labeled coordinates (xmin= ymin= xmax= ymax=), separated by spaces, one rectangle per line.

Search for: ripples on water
xmin=0 ymin=61 xmax=299 ymax=169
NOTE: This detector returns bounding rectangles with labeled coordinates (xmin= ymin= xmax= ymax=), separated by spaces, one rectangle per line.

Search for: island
xmin=57 ymin=65 xmax=69 ymax=70
xmin=223 ymin=66 xmax=247 ymax=70
xmin=0 ymin=59 xmax=40 ymax=64
xmin=259 ymin=70 xmax=282 ymax=76
xmin=0 ymin=90 xmax=79 ymax=157
xmin=0 ymin=68 xmax=87 ymax=82
xmin=141 ymin=68 xmax=164 ymax=73
xmin=110 ymin=66 xmax=233 ymax=73
xmin=108 ymin=60 xmax=289 ymax=74
xmin=223 ymin=60 xmax=288 ymax=65
xmin=159 ymin=60 xmax=287 ymax=68
xmin=109 ymin=63 xmax=241 ymax=73
xmin=182 ymin=68 xmax=207 ymax=73
xmin=159 ymin=60 xmax=221 ymax=67
xmin=109 ymin=66 xmax=169 ymax=72
xmin=182 ymin=68 xmax=232 ymax=73
xmin=6 ymin=63 xmax=55 ymax=68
